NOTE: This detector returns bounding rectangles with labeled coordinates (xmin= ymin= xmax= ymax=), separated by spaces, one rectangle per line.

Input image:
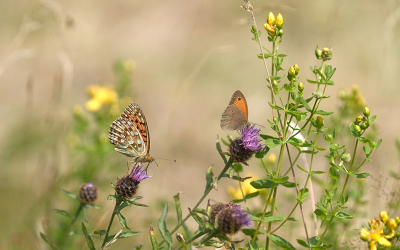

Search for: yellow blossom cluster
xmin=360 ymin=211 xmax=399 ymax=250
xmin=338 ymin=85 xmax=367 ymax=110
xmin=264 ymin=12 xmax=283 ymax=37
xmin=86 ymin=86 xmax=118 ymax=112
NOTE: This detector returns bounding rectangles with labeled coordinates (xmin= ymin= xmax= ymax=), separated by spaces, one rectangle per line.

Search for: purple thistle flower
xmin=240 ymin=124 xmax=264 ymax=152
xmin=229 ymin=203 xmax=253 ymax=228
xmin=129 ymin=164 xmax=153 ymax=182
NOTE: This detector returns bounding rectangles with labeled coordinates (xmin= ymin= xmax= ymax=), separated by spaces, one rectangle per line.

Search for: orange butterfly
xmin=108 ymin=102 xmax=155 ymax=163
xmin=220 ymin=90 xmax=249 ymax=131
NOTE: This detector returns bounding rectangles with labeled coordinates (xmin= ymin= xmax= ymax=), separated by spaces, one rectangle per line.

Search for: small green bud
xmin=322 ymin=47 xmax=333 ymax=60
xmin=251 ymin=24 xmax=257 ymax=32
xmin=294 ymin=64 xmax=299 ymax=75
xmin=272 ymin=80 xmax=278 ymax=88
xmin=228 ymin=135 xmax=234 ymax=142
xmin=363 ymin=107 xmax=370 ymax=117
xmin=355 ymin=116 xmax=362 ymax=124
xmin=360 ymin=122 xmax=369 ymax=130
xmin=341 ymin=153 xmax=351 ymax=162
xmin=316 ymin=116 xmax=324 ymax=128
xmin=278 ymin=29 xmax=284 ymax=36
xmin=273 ymin=117 xmax=278 ymax=123
xmin=315 ymin=46 xmax=322 ymax=59
xmin=298 ymin=82 xmax=304 ymax=92
xmin=354 ymin=125 xmax=361 ymax=133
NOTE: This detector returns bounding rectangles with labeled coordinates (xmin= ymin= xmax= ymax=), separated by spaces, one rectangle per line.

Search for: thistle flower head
xmin=240 ymin=124 xmax=264 ymax=152
xmin=115 ymin=164 xmax=153 ymax=199
xmin=216 ymin=202 xmax=252 ymax=234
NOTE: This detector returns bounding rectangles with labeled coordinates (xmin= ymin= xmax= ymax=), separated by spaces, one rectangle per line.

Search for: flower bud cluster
xmin=353 ymin=106 xmax=371 ymax=132
xmin=315 ymin=46 xmax=333 ymax=61
xmin=264 ymin=12 xmax=283 ymax=37
xmin=287 ymin=64 xmax=299 ymax=81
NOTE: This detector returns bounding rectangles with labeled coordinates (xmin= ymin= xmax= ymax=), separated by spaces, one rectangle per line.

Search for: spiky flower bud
xmin=115 ymin=164 xmax=153 ymax=199
xmin=79 ymin=182 xmax=98 ymax=203
xmin=355 ymin=116 xmax=362 ymax=124
xmin=211 ymin=202 xmax=252 ymax=235
xmin=363 ymin=107 xmax=370 ymax=117
xmin=229 ymin=138 xmax=253 ymax=164
xmin=298 ymin=82 xmax=304 ymax=92
xmin=380 ymin=211 xmax=389 ymax=223
xmin=388 ymin=218 xmax=398 ymax=230
xmin=276 ymin=13 xmax=283 ymax=29
xmin=267 ymin=12 xmax=275 ymax=26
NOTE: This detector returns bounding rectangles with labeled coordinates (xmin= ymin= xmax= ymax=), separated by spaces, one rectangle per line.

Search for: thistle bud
xmin=354 ymin=125 xmax=361 ymax=133
xmin=298 ymin=82 xmax=304 ymax=92
xmin=355 ymin=116 xmax=362 ymax=124
xmin=316 ymin=116 xmax=324 ymax=128
xmin=267 ymin=12 xmax=275 ymax=26
xmin=115 ymin=164 xmax=153 ymax=199
xmin=294 ymin=64 xmax=299 ymax=75
xmin=315 ymin=46 xmax=322 ymax=59
xmin=276 ymin=13 xmax=283 ymax=29
xmin=264 ymin=23 xmax=275 ymax=36
xmin=380 ymin=211 xmax=389 ymax=223
xmin=388 ymin=218 xmax=398 ymax=230
xmin=79 ymin=182 xmax=98 ymax=203
xmin=363 ymin=107 xmax=370 ymax=117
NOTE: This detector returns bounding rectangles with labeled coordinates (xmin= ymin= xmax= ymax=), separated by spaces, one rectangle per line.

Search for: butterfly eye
xmin=238 ymin=97 xmax=242 ymax=101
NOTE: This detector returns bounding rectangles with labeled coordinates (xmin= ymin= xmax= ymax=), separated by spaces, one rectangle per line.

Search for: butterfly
xmin=220 ymin=90 xmax=248 ymax=131
xmin=108 ymin=102 xmax=155 ymax=164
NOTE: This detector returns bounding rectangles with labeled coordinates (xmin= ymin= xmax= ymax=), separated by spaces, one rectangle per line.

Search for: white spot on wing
xmin=129 ymin=140 xmax=133 ymax=144
xmin=137 ymin=139 xmax=142 ymax=144
xmin=121 ymin=139 xmax=125 ymax=143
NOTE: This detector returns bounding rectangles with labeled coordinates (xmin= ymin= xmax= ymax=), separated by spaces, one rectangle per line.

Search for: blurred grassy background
xmin=1 ymin=0 xmax=400 ymax=249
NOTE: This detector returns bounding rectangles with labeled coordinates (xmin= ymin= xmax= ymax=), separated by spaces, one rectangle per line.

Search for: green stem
xmin=101 ymin=197 xmax=123 ymax=248
xmin=174 ymin=230 xmax=212 ymax=250
xmin=316 ymin=139 xmax=359 ymax=246
xmin=62 ymin=202 xmax=84 ymax=250
xmin=238 ymin=174 xmax=251 ymax=213
xmin=271 ymin=203 xmax=299 ymax=233
xmin=159 ymin=158 xmax=233 ymax=247
xmin=266 ymin=187 xmax=278 ymax=249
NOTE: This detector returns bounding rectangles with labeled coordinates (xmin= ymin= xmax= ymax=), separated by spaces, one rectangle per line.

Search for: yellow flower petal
xmin=378 ymin=237 xmax=391 ymax=247
xmin=86 ymin=99 xmax=101 ymax=111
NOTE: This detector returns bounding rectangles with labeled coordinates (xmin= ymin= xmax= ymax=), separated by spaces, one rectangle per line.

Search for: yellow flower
xmin=267 ymin=12 xmax=275 ymax=26
xmin=86 ymin=99 xmax=101 ymax=111
xmin=86 ymin=85 xmax=118 ymax=111
xmin=264 ymin=23 xmax=275 ymax=36
xmin=266 ymin=153 xmax=276 ymax=164
xmin=380 ymin=211 xmax=389 ymax=223
xmin=360 ymin=219 xmax=392 ymax=250
xmin=276 ymin=13 xmax=283 ymax=29
xmin=227 ymin=175 xmax=258 ymax=200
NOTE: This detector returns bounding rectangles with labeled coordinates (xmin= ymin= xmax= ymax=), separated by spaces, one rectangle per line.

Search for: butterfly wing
xmin=220 ymin=90 xmax=248 ymax=131
xmin=108 ymin=102 xmax=154 ymax=162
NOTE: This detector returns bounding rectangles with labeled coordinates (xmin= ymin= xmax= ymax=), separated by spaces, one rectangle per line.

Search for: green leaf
xmin=268 ymin=102 xmax=285 ymax=111
xmin=81 ymin=223 xmax=95 ymax=250
xmin=283 ymin=84 xmax=297 ymax=92
xmin=286 ymin=137 xmax=303 ymax=146
xmin=335 ymin=212 xmax=354 ymax=219
xmin=149 ymin=225 xmax=159 ymax=250
xmin=281 ymin=182 xmax=296 ymax=188
xmin=107 ymin=194 xmax=116 ymax=200
xmin=350 ymin=173 xmax=370 ymax=179
xmin=52 ymin=209 xmax=74 ymax=219
xmin=158 ymin=202 xmax=173 ymax=249
xmin=297 ymin=188 xmax=309 ymax=202
xmin=314 ymin=209 xmax=327 ymax=221
xmin=173 ymin=193 xmax=183 ymax=224
xmin=265 ymin=137 xmax=283 ymax=148
xmin=267 ymin=234 xmax=296 ymax=250
xmin=205 ymin=166 xmax=214 ymax=194
xmin=192 ymin=208 xmax=207 ymax=216
xmin=258 ymin=53 xmax=273 ymax=59
xmin=277 ymin=53 xmax=287 ymax=57
xmin=272 ymin=176 xmax=289 ymax=184
xmin=251 ymin=179 xmax=274 ymax=189
xmin=323 ymin=134 xmax=333 ymax=143
xmin=307 ymin=79 xmax=321 ymax=84
xmin=116 ymin=231 xmax=140 ymax=239
xmin=373 ymin=139 xmax=382 ymax=150
xmin=329 ymin=167 xmax=340 ymax=180
xmin=313 ymin=146 xmax=326 ymax=151
xmin=94 ymin=230 xmax=107 ymax=237
xmin=311 ymin=171 xmax=325 ymax=175
xmin=59 ymin=189 xmax=78 ymax=200
xmin=369 ymin=115 xmax=377 ymax=122
xmin=316 ymin=202 xmax=330 ymax=214
xmin=329 ymin=162 xmax=347 ymax=173
xmin=363 ymin=145 xmax=371 ymax=156
xmin=297 ymin=239 xmax=309 ymax=248
xmin=315 ymin=110 xmax=333 ymax=116
xmin=299 ymin=97 xmax=312 ymax=112
xmin=40 ymin=233 xmax=58 ymax=250
xmin=255 ymin=148 xmax=270 ymax=158
xmin=188 ymin=208 xmax=204 ymax=228
xmin=117 ymin=212 xmax=130 ymax=230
